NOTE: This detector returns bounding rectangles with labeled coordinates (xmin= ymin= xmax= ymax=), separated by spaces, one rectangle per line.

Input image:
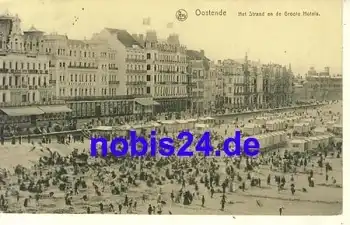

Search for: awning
xmin=135 ymin=98 xmax=160 ymax=106
xmin=0 ymin=107 xmax=44 ymax=117
xmin=38 ymin=105 xmax=72 ymax=114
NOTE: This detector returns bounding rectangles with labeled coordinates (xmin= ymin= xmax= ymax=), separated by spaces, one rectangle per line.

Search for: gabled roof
xmin=186 ymin=50 xmax=210 ymax=61
xmin=187 ymin=50 xmax=210 ymax=70
xmin=68 ymin=39 xmax=85 ymax=45
xmin=24 ymin=25 xmax=44 ymax=33
xmin=28 ymin=25 xmax=39 ymax=32
xmin=105 ymin=28 xmax=143 ymax=48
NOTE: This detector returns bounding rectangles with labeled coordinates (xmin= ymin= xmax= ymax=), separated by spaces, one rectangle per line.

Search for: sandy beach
xmin=0 ymin=102 xmax=342 ymax=215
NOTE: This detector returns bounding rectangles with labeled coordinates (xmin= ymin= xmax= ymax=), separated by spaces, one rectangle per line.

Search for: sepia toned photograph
xmin=0 ymin=0 xmax=343 ymax=215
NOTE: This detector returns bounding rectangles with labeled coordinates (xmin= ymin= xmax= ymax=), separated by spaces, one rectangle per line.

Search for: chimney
xmin=146 ymin=30 xmax=157 ymax=42
xmin=324 ymin=67 xmax=330 ymax=74
xmin=200 ymin=50 xmax=205 ymax=57
xmin=167 ymin=34 xmax=180 ymax=45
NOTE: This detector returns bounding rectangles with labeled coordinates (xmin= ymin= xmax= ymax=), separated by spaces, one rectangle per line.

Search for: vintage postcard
xmin=0 ymin=0 xmax=342 ymax=216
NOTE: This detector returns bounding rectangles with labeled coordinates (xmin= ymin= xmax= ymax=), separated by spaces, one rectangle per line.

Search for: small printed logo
xmin=176 ymin=9 xmax=188 ymax=22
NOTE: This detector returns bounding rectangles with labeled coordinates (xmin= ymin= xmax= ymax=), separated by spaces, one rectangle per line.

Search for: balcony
xmin=28 ymin=70 xmax=39 ymax=74
xmin=39 ymin=70 xmax=49 ymax=74
xmin=49 ymin=80 xmax=56 ymax=84
xmin=109 ymin=81 xmax=120 ymax=85
xmin=0 ymin=100 xmax=66 ymax=108
xmin=155 ymin=81 xmax=179 ymax=85
xmin=0 ymin=68 xmax=9 ymax=73
xmin=68 ymin=66 xmax=98 ymax=70
xmin=109 ymin=67 xmax=118 ymax=71
xmin=10 ymin=69 xmax=22 ymax=75
xmin=132 ymin=94 xmax=152 ymax=98
xmin=126 ymin=69 xmax=147 ymax=74
xmin=59 ymin=95 xmax=135 ymax=101
xmin=29 ymin=85 xmax=38 ymax=90
xmin=157 ymin=48 xmax=177 ymax=54
xmin=9 ymin=85 xmax=28 ymax=89
xmin=38 ymin=84 xmax=50 ymax=89
xmin=126 ymin=81 xmax=147 ymax=85
xmin=0 ymin=85 xmax=9 ymax=90
xmin=126 ymin=58 xmax=146 ymax=63
xmin=158 ymin=70 xmax=176 ymax=74
xmin=1 ymin=69 xmax=50 ymax=75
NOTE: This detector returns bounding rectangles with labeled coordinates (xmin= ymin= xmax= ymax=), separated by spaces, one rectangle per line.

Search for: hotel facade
xmin=0 ymin=12 xmax=67 ymax=125
xmin=137 ymin=31 xmax=188 ymax=113
xmin=0 ymin=11 xmax=328 ymax=124
xmin=299 ymin=67 xmax=342 ymax=101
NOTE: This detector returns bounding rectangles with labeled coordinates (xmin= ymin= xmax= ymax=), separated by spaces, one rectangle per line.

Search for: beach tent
xmin=198 ymin=116 xmax=215 ymax=125
xmin=290 ymin=139 xmax=308 ymax=151
xmin=175 ymin=119 xmax=189 ymax=130
xmin=159 ymin=120 xmax=177 ymax=133
xmin=242 ymin=123 xmax=261 ymax=135
xmin=314 ymin=127 xmax=327 ymax=135
xmin=332 ymin=124 xmax=342 ymax=135
xmin=194 ymin=123 xmax=209 ymax=132
xmin=184 ymin=118 xmax=197 ymax=129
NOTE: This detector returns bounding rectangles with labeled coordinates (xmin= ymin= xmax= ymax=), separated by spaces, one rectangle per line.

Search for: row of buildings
xmin=293 ymin=67 xmax=342 ymax=102
xmin=0 ymin=12 xmax=342 ymax=124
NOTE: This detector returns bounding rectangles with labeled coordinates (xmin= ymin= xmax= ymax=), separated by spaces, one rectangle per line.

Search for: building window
xmin=147 ymin=64 xmax=151 ymax=70
xmin=146 ymin=87 xmax=151 ymax=94
xmin=147 ymin=53 xmax=151 ymax=59
xmin=146 ymin=75 xmax=151 ymax=81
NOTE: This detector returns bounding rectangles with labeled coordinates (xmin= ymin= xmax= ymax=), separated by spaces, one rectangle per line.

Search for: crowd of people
xmin=0 ymin=101 xmax=342 ymax=215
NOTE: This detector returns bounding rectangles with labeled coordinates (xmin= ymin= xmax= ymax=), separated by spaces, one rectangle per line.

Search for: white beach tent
xmin=117 ymin=124 xmax=132 ymax=131
xmin=314 ymin=126 xmax=327 ymax=135
xmin=175 ymin=119 xmax=189 ymax=130
xmin=290 ymin=139 xmax=308 ymax=151
xmin=159 ymin=120 xmax=177 ymax=133
xmin=185 ymin=118 xmax=197 ymax=129
xmin=198 ymin=116 xmax=215 ymax=125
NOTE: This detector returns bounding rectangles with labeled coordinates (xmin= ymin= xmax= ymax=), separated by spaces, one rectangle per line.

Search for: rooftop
xmin=68 ymin=39 xmax=86 ymax=46
xmin=105 ymin=28 xmax=143 ymax=48
xmin=187 ymin=50 xmax=210 ymax=70
xmin=186 ymin=50 xmax=210 ymax=61
xmin=24 ymin=25 xmax=44 ymax=34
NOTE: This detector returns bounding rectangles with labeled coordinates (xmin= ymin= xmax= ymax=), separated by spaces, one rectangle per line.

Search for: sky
xmin=0 ymin=0 xmax=343 ymax=75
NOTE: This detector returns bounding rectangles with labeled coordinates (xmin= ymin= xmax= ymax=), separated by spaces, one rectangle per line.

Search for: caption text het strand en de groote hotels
xmin=90 ymin=130 xmax=260 ymax=158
